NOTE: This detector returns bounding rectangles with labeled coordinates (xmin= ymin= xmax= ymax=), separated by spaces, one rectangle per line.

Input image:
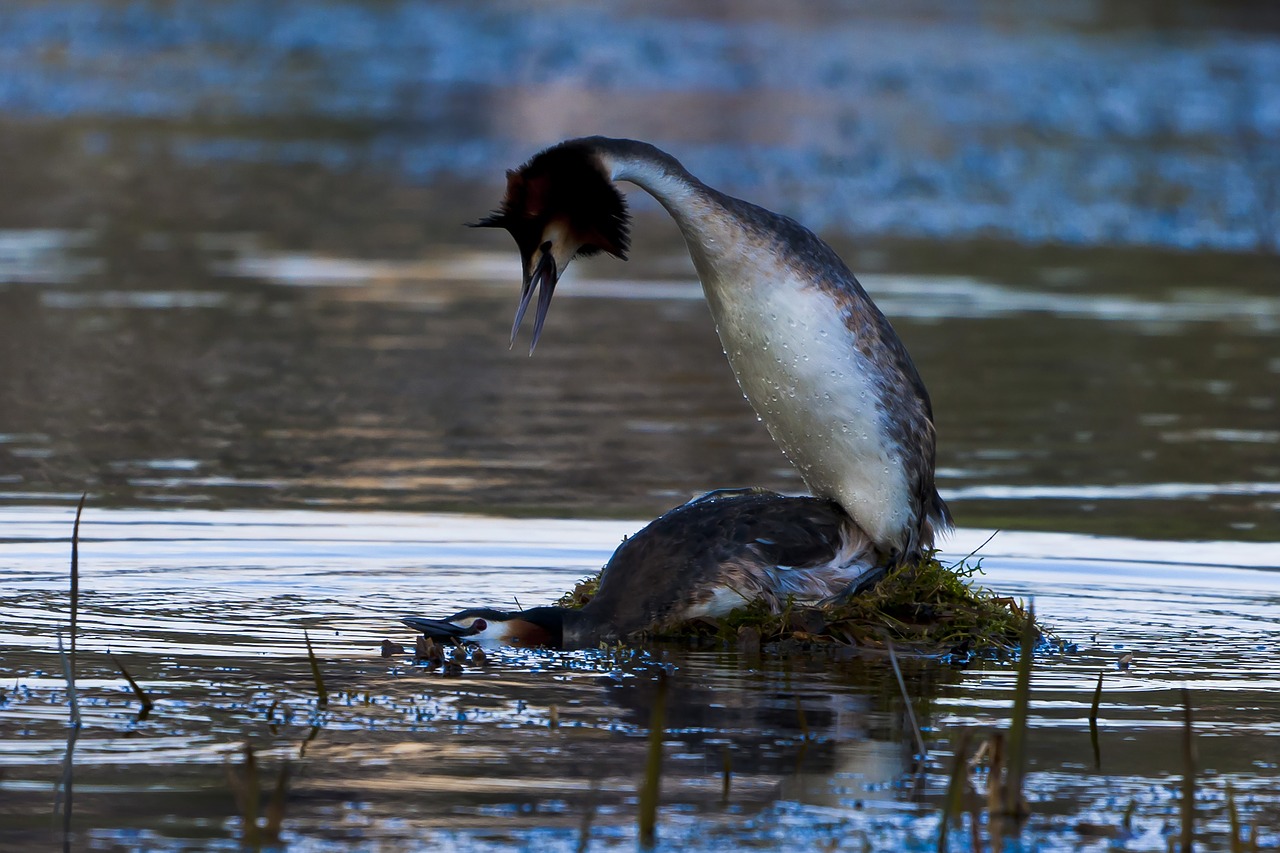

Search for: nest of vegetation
xmin=557 ymin=555 xmax=1044 ymax=660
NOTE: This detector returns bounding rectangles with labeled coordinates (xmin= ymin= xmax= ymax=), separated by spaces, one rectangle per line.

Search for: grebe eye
xmin=472 ymin=618 xmax=487 ymax=632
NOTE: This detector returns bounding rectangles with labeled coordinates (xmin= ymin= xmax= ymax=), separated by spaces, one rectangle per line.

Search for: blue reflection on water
xmin=1 ymin=1 xmax=1276 ymax=251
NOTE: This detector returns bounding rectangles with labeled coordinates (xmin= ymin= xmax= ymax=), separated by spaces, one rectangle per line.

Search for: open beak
xmin=511 ymin=240 xmax=559 ymax=355
xmin=401 ymin=615 xmax=487 ymax=642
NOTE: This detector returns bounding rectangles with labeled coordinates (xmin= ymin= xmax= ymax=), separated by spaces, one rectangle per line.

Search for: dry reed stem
xmin=721 ymin=746 xmax=732 ymax=804
xmin=638 ymin=670 xmax=668 ymax=849
xmin=1089 ymin=669 xmax=1103 ymax=769
xmin=886 ymin=638 xmax=927 ymax=760
xmin=70 ymin=493 xmax=84 ymax=686
xmin=57 ymin=634 xmax=80 ymax=729
xmin=111 ymin=655 xmax=154 ymax=716
xmin=1226 ymin=782 xmax=1243 ymax=853
xmin=226 ymin=742 xmax=261 ymax=848
xmin=303 ymin=630 xmax=328 ymax=708
xmin=937 ymin=730 xmax=971 ymax=853
xmin=1181 ymin=687 xmax=1195 ymax=852
xmin=1002 ymin=600 xmax=1035 ymax=818
xmin=263 ymin=760 xmax=291 ymax=843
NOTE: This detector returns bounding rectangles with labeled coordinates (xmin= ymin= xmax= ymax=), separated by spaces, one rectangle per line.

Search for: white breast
xmin=690 ymin=243 xmax=912 ymax=550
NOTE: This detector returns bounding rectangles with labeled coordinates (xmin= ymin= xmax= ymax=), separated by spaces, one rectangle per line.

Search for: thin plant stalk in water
xmin=55 ymin=495 xmax=87 ymax=852
xmin=70 ymin=494 xmax=84 ymax=691
xmin=303 ymin=630 xmax=328 ymax=709
xmin=1181 ymin=687 xmax=1195 ymax=852
xmin=638 ymin=670 xmax=668 ymax=849
xmin=721 ymin=746 xmax=732 ymax=805
xmin=1002 ymin=600 xmax=1035 ymax=818
xmin=57 ymin=634 xmax=80 ymax=729
xmin=54 ymin=721 xmax=79 ymax=853
xmin=886 ymin=638 xmax=927 ymax=760
xmin=226 ymin=742 xmax=290 ymax=849
xmin=63 ymin=494 xmax=87 ymax=728
xmin=576 ymin=779 xmax=599 ymax=853
xmin=1226 ymin=782 xmax=1243 ymax=853
xmin=937 ymin=730 xmax=971 ymax=852
xmin=1089 ymin=670 xmax=1103 ymax=770
xmin=112 ymin=655 xmax=154 ymax=718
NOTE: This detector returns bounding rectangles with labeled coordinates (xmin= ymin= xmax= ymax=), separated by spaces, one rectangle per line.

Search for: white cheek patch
xmin=473 ymin=617 xmax=512 ymax=637
xmin=451 ymin=617 xmax=509 ymax=643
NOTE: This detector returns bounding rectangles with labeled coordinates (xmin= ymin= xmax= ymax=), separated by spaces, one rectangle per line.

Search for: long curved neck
xmin=588 ymin=138 xmax=728 ymax=237
xmin=577 ymin=138 xmax=928 ymax=554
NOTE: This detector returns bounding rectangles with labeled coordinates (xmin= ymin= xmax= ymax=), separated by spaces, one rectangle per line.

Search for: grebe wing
xmin=589 ymin=491 xmax=880 ymax=628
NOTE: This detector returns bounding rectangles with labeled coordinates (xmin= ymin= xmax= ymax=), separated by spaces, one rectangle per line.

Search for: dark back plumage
xmin=580 ymin=490 xmax=876 ymax=642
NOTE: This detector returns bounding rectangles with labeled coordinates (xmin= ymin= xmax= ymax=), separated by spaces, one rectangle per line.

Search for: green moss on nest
xmin=556 ymin=555 xmax=1044 ymax=657
xmin=555 ymin=575 xmax=599 ymax=609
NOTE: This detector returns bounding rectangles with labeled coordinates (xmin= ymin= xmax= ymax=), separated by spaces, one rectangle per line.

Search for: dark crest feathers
xmin=469 ymin=141 xmax=631 ymax=263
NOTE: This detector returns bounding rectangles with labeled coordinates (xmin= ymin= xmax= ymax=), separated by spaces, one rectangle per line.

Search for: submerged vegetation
xmin=558 ymin=554 xmax=1044 ymax=657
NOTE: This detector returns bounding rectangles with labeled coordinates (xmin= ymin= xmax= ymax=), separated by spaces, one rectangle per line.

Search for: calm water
xmin=2 ymin=1 xmax=1279 ymax=850
xmin=2 ymin=233 xmax=1277 ymax=541
xmin=2 ymin=511 xmax=1279 ymax=851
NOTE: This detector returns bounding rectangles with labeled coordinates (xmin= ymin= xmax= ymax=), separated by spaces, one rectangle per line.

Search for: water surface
xmin=2 ymin=508 xmax=1278 ymax=850
xmin=3 ymin=234 xmax=1278 ymax=543
xmin=1 ymin=2 xmax=1278 ymax=850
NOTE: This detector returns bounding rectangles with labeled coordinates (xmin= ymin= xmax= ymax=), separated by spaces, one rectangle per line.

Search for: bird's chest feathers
xmin=689 ymin=243 xmax=909 ymax=542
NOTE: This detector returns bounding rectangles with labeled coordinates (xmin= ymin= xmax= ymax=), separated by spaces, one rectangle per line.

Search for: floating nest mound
xmin=558 ymin=555 xmax=1043 ymax=660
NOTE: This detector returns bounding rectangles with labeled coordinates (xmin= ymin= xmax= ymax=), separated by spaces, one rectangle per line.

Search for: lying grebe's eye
xmin=472 ymin=618 xmax=487 ymax=632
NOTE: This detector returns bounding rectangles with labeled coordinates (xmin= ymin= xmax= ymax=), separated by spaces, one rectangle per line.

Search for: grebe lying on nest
xmin=404 ymin=489 xmax=881 ymax=649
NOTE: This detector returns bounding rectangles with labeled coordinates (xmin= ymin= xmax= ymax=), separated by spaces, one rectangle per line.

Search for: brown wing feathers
xmin=583 ymin=492 xmax=855 ymax=636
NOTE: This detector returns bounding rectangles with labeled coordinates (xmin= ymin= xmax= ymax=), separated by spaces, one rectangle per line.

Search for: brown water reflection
xmin=2 ymin=228 xmax=1277 ymax=542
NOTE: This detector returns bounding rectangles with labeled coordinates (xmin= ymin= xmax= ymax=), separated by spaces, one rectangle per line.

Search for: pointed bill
xmin=401 ymin=616 xmax=482 ymax=640
xmin=512 ymin=245 xmax=558 ymax=354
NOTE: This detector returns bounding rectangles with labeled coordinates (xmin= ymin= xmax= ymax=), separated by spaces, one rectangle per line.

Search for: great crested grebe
xmin=403 ymin=489 xmax=881 ymax=649
xmin=473 ymin=136 xmax=950 ymax=563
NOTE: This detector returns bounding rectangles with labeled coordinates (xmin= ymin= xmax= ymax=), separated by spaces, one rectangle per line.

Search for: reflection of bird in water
xmin=405 ymin=138 xmax=950 ymax=648
xmin=403 ymin=489 xmax=882 ymax=649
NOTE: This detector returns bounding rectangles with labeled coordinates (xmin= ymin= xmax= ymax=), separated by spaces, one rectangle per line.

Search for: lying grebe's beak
xmin=402 ymin=605 xmax=569 ymax=648
xmin=400 ymin=615 xmax=489 ymax=642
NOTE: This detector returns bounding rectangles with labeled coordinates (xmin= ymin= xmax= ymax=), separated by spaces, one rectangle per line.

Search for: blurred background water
xmin=0 ymin=0 xmax=1277 ymax=541
xmin=1 ymin=0 xmax=1279 ymax=249
xmin=1 ymin=1 xmax=1278 ymax=850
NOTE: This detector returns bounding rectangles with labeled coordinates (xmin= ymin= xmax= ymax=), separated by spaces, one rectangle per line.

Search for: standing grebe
xmin=474 ymin=137 xmax=951 ymax=563
xmin=403 ymin=489 xmax=881 ymax=649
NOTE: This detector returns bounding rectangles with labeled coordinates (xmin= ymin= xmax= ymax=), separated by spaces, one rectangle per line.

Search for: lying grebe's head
xmin=471 ymin=140 xmax=631 ymax=353
xmin=402 ymin=605 xmax=568 ymax=647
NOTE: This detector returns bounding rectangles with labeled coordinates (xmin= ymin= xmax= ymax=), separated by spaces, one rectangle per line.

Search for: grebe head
xmin=402 ymin=605 xmax=569 ymax=647
xmin=472 ymin=141 xmax=631 ymax=353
